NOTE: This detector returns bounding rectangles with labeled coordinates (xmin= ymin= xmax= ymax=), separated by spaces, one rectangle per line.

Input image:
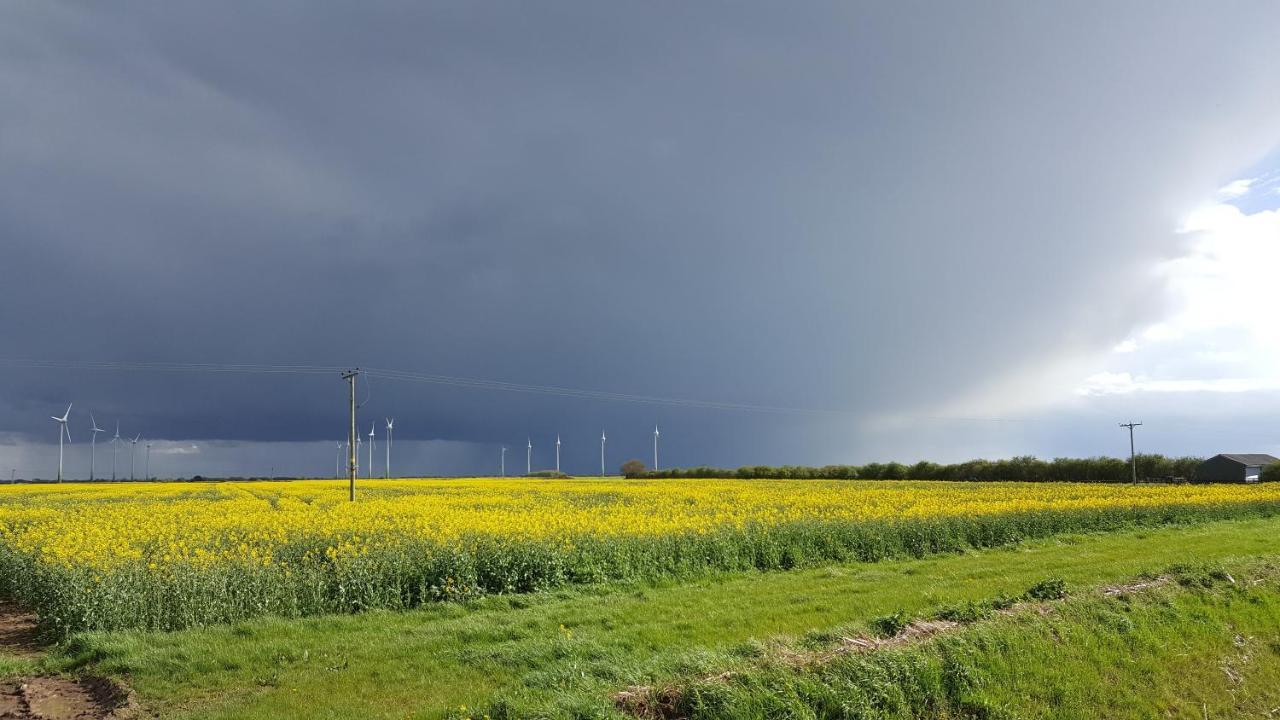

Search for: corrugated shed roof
xmin=1214 ymin=454 xmax=1280 ymax=466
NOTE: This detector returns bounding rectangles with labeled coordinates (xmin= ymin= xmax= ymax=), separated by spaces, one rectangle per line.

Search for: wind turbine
xmin=111 ymin=422 xmax=121 ymax=481
xmin=601 ymin=430 xmax=607 ymax=476
xmin=368 ymin=423 xmax=376 ymax=480
xmin=89 ymin=414 xmax=104 ymax=482
xmin=526 ymin=438 xmax=532 ymax=475
xmin=145 ymin=441 xmax=152 ymax=481
xmin=384 ymin=418 xmax=394 ymax=479
xmin=129 ymin=434 xmax=140 ymax=481
xmin=501 ymin=446 xmax=507 ymax=477
xmin=555 ymin=434 xmax=561 ymax=473
xmin=50 ymin=403 xmax=72 ymax=483
xmin=653 ymin=424 xmax=660 ymax=471
xmin=355 ymin=435 xmax=362 ymax=477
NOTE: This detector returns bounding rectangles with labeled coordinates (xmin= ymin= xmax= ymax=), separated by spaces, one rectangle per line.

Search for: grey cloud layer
xmin=2 ymin=2 xmax=1279 ymax=470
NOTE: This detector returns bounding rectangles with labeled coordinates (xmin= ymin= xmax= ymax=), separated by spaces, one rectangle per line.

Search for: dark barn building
xmin=1194 ymin=454 xmax=1278 ymax=484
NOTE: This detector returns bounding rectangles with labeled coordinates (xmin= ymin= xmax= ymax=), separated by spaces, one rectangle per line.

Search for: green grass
xmin=671 ymin=561 xmax=1280 ymax=719
xmin=0 ymin=656 xmax=35 ymax=678
xmin=21 ymin=515 xmax=1280 ymax=719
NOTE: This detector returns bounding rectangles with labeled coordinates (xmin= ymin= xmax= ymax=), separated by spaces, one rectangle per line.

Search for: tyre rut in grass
xmin=0 ymin=603 xmax=133 ymax=720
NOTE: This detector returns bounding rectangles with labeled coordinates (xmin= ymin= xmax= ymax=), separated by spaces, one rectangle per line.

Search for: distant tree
xmin=526 ymin=470 xmax=571 ymax=479
xmin=1263 ymin=464 xmax=1280 ymax=483
xmin=909 ymin=461 xmax=941 ymax=479
xmin=633 ymin=454 xmax=1210 ymax=483
xmin=881 ymin=462 xmax=908 ymax=480
xmin=621 ymin=459 xmax=647 ymax=478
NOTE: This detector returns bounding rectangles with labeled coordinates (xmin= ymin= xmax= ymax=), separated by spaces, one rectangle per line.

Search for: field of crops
xmin=3 ymin=478 xmax=1280 ymax=636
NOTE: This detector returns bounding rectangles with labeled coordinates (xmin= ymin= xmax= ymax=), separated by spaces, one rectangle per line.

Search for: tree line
xmin=624 ymin=454 xmax=1214 ymax=483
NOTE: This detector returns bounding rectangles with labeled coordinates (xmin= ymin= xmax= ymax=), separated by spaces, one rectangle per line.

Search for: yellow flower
xmin=2 ymin=476 xmax=1277 ymax=626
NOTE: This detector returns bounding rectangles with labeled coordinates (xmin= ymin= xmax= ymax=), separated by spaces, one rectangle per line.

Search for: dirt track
xmin=0 ymin=604 xmax=132 ymax=720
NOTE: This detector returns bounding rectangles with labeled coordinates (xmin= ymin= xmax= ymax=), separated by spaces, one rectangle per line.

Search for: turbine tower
xmin=555 ymin=434 xmax=561 ymax=473
xmin=111 ymin=422 xmax=122 ymax=481
xmin=601 ymin=430 xmax=606 ymax=476
xmin=501 ymin=446 xmax=507 ymax=477
xmin=50 ymin=403 xmax=72 ymax=483
xmin=526 ymin=438 xmax=532 ymax=475
xmin=129 ymin=434 xmax=140 ymax=481
xmin=653 ymin=424 xmax=660 ymax=471
xmin=89 ymin=414 xmax=104 ymax=482
xmin=384 ymin=418 xmax=394 ymax=479
xmin=145 ymin=441 xmax=152 ymax=481
xmin=355 ymin=435 xmax=362 ymax=477
xmin=336 ymin=442 xmax=343 ymax=479
xmin=368 ymin=423 xmax=376 ymax=480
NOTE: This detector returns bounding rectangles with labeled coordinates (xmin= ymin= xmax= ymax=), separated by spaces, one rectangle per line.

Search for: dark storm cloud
xmin=2 ymin=1 xmax=1280 ymax=472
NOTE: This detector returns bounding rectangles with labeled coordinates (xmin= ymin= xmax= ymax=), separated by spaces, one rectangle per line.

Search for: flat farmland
xmin=3 ymin=478 xmax=1280 ymax=718
xmin=4 ymin=478 xmax=1280 ymax=636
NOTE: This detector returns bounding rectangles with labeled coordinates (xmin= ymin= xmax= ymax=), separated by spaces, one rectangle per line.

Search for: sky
xmin=2 ymin=2 xmax=1279 ymax=479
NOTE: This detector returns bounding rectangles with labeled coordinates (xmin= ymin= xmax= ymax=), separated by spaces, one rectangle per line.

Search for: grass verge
xmin=653 ymin=560 xmax=1280 ymax=719
xmin=20 ymin=514 xmax=1280 ymax=719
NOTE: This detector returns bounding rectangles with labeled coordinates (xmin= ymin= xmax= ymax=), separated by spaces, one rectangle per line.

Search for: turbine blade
xmin=64 ymin=424 xmax=71 ymax=443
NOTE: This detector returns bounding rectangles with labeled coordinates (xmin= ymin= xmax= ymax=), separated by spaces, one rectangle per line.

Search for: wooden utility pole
xmin=1119 ymin=421 xmax=1142 ymax=484
xmin=343 ymin=369 xmax=360 ymax=501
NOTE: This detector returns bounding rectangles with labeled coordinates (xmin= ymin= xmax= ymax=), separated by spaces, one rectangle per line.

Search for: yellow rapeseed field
xmin=2 ymin=477 xmax=1278 ymax=571
xmin=2 ymin=478 xmax=1278 ymax=634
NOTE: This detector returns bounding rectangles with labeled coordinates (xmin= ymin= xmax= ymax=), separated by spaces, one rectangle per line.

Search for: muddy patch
xmin=0 ymin=603 xmax=135 ymax=720
xmin=0 ymin=676 xmax=133 ymax=720
xmin=0 ymin=604 xmax=42 ymax=659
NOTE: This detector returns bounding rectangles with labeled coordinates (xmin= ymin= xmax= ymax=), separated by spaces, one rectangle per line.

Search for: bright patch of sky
xmin=1076 ymin=149 xmax=1280 ymax=398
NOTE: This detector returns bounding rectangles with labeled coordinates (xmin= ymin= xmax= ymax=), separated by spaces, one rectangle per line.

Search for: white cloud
xmin=1075 ymin=372 xmax=1280 ymax=396
xmin=1163 ymin=202 xmax=1280 ymax=346
xmin=1216 ymin=177 xmax=1255 ymax=197
xmin=1077 ymin=195 xmax=1280 ymax=397
xmin=153 ymin=443 xmax=201 ymax=456
xmin=1139 ymin=323 xmax=1182 ymax=342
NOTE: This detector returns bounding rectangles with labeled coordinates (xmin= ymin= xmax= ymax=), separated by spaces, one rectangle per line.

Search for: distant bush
xmin=1167 ymin=562 xmax=1234 ymax=588
xmin=525 ymin=470 xmax=571 ymax=479
xmin=1263 ymin=464 xmax=1280 ymax=483
xmin=620 ymin=459 xmax=647 ymax=478
xmin=934 ymin=601 xmax=991 ymax=623
xmin=1025 ymin=578 xmax=1067 ymax=601
xmin=870 ymin=610 xmax=909 ymax=637
xmin=636 ymin=454 xmax=1207 ymax=483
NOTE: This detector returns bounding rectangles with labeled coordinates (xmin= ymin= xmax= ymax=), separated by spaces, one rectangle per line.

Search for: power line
xmin=361 ymin=366 xmax=841 ymax=415
xmin=0 ymin=359 xmax=341 ymax=376
xmin=10 ymin=358 xmax=1278 ymax=432
xmin=0 ymin=357 xmax=850 ymax=417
